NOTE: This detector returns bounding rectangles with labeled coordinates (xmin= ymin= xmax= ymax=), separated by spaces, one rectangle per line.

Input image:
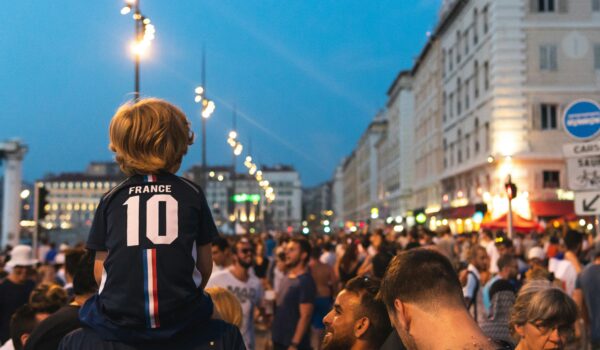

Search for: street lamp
xmin=120 ymin=0 xmax=155 ymax=101
xmin=195 ymin=85 xmax=215 ymax=189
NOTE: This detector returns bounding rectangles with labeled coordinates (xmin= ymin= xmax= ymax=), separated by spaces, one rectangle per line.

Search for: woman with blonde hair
xmin=205 ymin=287 xmax=243 ymax=329
xmin=510 ymin=280 xmax=578 ymax=350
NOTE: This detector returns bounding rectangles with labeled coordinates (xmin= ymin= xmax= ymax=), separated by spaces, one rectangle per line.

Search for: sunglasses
xmin=239 ymin=248 xmax=254 ymax=255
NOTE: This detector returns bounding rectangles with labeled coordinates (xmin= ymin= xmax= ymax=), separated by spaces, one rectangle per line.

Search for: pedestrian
xmin=510 ymin=280 xmax=578 ymax=350
xmin=379 ymin=248 xmax=504 ymax=349
xmin=463 ymin=245 xmax=489 ymax=323
xmin=336 ymin=241 xmax=361 ymax=287
xmin=79 ymin=98 xmax=218 ymax=343
xmin=24 ymin=251 xmax=97 ymax=350
xmin=207 ymin=238 xmax=264 ymax=350
xmin=480 ymin=230 xmax=500 ymax=274
xmin=0 ymin=245 xmax=37 ymax=344
xmin=212 ymin=236 xmax=232 ymax=273
xmin=308 ymin=247 xmax=336 ymax=350
xmin=321 ymin=276 xmax=392 ymax=350
xmin=272 ymin=238 xmax=316 ymax=350
xmin=482 ymin=254 xmax=519 ymax=314
xmin=480 ymin=280 xmax=517 ymax=346
xmin=4 ymin=305 xmax=38 ymax=350
xmin=574 ymin=250 xmax=600 ymax=349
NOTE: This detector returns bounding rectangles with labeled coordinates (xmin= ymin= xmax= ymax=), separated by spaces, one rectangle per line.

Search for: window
xmin=457 ymin=78 xmax=462 ymax=115
xmin=443 ymin=92 xmax=447 ymax=122
xmin=537 ymin=0 xmax=556 ymax=12
xmin=457 ymin=129 xmax=463 ymax=164
xmin=456 ymin=31 xmax=461 ymax=63
xmin=474 ymin=61 xmax=479 ymax=98
xmin=473 ymin=8 xmax=479 ymax=44
xmin=450 ymin=143 xmax=455 ymax=166
xmin=442 ymin=49 xmax=446 ymax=77
xmin=465 ymin=79 xmax=470 ymax=109
xmin=484 ymin=61 xmax=490 ymax=90
xmin=543 ymin=171 xmax=560 ymax=188
xmin=484 ymin=122 xmax=490 ymax=151
xmin=594 ymin=0 xmax=600 ymax=11
xmin=449 ymin=48 xmax=454 ymax=71
xmin=443 ymin=139 xmax=448 ymax=168
xmin=595 ymin=44 xmax=600 ymax=70
xmin=465 ymin=133 xmax=471 ymax=160
xmin=483 ymin=5 xmax=489 ymax=33
xmin=540 ymin=104 xmax=558 ymax=129
xmin=540 ymin=45 xmax=558 ymax=71
xmin=449 ymin=93 xmax=454 ymax=118
xmin=464 ymin=30 xmax=469 ymax=55
xmin=474 ymin=118 xmax=480 ymax=154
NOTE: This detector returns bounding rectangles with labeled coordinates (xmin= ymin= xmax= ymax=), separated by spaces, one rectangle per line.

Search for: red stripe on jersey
xmin=152 ymin=248 xmax=160 ymax=327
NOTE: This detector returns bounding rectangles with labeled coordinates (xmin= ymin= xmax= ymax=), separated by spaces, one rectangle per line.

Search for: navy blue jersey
xmin=86 ymin=173 xmax=218 ymax=329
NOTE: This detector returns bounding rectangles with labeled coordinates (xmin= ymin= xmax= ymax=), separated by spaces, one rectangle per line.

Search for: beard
xmin=322 ymin=329 xmax=354 ymax=350
xmin=238 ymin=258 xmax=253 ymax=269
xmin=285 ymin=256 xmax=301 ymax=269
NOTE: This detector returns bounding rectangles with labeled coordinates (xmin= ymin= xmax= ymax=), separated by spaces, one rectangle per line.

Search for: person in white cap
xmin=0 ymin=245 xmax=37 ymax=344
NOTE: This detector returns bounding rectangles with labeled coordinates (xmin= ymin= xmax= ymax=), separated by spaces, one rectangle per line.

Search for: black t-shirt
xmin=272 ymin=272 xmax=316 ymax=349
xmin=58 ymin=320 xmax=246 ymax=350
xmin=0 ymin=279 xmax=35 ymax=343
xmin=86 ymin=173 xmax=219 ymax=329
xmin=24 ymin=305 xmax=81 ymax=350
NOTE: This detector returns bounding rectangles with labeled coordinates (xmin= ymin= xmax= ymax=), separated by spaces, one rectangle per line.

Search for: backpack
xmin=466 ymin=270 xmax=480 ymax=321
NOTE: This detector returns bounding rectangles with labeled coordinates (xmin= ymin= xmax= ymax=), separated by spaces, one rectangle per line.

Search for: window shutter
xmin=530 ymin=0 xmax=538 ymax=12
xmin=550 ymin=46 xmax=558 ymax=70
xmin=532 ymin=104 xmax=540 ymax=130
xmin=595 ymin=44 xmax=600 ymax=70
xmin=540 ymin=46 xmax=548 ymax=70
xmin=559 ymin=0 xmax=568 ymax=12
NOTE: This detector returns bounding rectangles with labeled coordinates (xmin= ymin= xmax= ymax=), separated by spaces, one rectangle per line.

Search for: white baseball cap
xmin=528 ymin=246 xmax=545 ymax=261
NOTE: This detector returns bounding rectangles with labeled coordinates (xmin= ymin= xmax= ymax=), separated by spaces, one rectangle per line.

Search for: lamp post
xmin=120 ymin=0 xmax=155 ymax=101
xmin=194 ymin=86 xmax=215 ymax=189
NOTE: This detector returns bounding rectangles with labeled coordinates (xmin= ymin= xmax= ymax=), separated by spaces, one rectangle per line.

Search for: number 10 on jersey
xmin=124 ymin=195 xmax=179 ymax=246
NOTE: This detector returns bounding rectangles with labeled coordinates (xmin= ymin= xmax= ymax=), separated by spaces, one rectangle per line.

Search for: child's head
xmin=109 ymin=98 xmax=194 ymax=176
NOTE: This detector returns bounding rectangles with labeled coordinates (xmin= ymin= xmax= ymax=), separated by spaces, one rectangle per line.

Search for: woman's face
xmin=515 ymin=322 xmax=571 ymax=350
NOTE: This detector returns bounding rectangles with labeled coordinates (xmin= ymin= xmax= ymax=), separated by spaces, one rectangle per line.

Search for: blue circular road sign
xmin=563 ymin=99 xmax=600 ymax=140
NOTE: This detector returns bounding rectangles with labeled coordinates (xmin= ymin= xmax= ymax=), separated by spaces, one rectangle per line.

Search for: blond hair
xmin=109 ymin=98 xmax=194 ymax=176
xmin=205 ymin=287 xmax=243 ymax=328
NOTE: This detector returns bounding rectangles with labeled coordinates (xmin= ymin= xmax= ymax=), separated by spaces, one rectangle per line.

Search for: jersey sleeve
xmin=299 ymin=276 xmax=316 ymax=305
xmin=86 ymin=197 xmax=108 ymax=251
xmin=196 ymin=189 xmax=219 ymax=246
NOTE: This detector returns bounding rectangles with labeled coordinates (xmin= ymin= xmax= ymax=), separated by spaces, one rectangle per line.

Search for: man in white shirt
xmin=463 ymin=246 xmax=489 ymax=324
xmin=207 ymin=238 xmax=263 ymax=350
xmin=480 ymin=230 xmax=499 ymax=274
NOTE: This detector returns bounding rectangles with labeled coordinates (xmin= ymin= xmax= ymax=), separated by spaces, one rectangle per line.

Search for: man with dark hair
xmin=8 ymin=305 xmax=38 ymax=350
xmin=272 ymin=238 xmax=316 ymax=350
xmin=321 ymin=276 xmax=391 ymax=350
xmin=211 ymin=236 xmax=232 ymax=272
xmin=482 ymin=254 xmax=518 ymax=314
xmin=371 ymin=250 xmax=394 ymax=279
xmin=463 ymin=245 xmax=489 ymax=323
xmin=550 ymin=230 xmax=583 ymax=296
xmin=379 ymin=249 xmax=501 ymax=350
xmin=24 ymin=251 xmax=97 ymax=350
xmin=63 ymin=249 xmax=86 ymax=297
xmin=574 ymin=250 xmax=600 ymax=349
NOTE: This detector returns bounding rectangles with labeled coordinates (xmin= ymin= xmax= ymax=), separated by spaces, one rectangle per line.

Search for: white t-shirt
xmin=484 ymin=240 xmax=500 ymax=274
xmin=207 ymin=268 xmax=263 ymax=350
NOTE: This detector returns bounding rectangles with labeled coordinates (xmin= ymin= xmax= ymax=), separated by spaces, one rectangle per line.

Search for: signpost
xmin=563 ymin=99 xmax=600 ymax=237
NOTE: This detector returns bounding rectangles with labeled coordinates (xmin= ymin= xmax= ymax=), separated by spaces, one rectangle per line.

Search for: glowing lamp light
xmin=302 ymin=227 xmax=310 ymax=235
xmin=415 ymin=213 xmax=427 ymax=224
xmin=395 ymin=216 xmax=403 ymax=223
xmin=579 ymin=219 xmax=586 ymax=227
xmin=121 ymin=6 xmax=131 ymax=15
xmin=228 ymin=130 xmax=237 ymax=139
xmin=393 ymin=225 xmax=404 ymax=232
xmin=587 ymin=223 xmax=594 ymax=230
xmin=195 ymin=86 xmax=204 ymax=95
xmin=20 ymin=189 xmax=31 ymax=199
xmin=386 ymin=217 xmax=393 ymax=224
xmin=324 ymin=227 xmax=331 ymax=233
xmin=472 ymin=212 xmax=484 ymax=223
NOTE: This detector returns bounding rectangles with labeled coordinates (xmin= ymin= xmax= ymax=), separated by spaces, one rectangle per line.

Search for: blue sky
xmin=0 ymin=0 xmax=440 ymax=187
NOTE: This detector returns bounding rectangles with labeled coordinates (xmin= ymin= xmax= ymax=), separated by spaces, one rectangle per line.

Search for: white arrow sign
xmin=575 ymin=191 xmax=600 ymax=216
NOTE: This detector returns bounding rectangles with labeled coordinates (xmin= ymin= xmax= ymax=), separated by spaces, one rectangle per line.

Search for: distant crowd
xmin=1 ymin=225 xmax=599 ymax=350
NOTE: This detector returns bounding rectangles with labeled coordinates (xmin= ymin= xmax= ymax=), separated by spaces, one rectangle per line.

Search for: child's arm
xmin=196 ymin=243 xmax=213 ymax=289
xmin=94 ymin=250 xmax=108 ymax=287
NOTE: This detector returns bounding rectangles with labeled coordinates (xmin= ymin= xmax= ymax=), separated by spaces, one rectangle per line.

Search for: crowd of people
xmin=1 ymin=224 xmax=598 ymax=350
xmin=0 ymin=98 xmax=598 ymax=350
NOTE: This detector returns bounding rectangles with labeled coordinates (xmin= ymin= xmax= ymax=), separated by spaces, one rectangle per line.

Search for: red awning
xmin=529 ymin=200 xmax=574 ymax=218
xmin=438 ymin=205 xmax=476 ymax=219
xmin=480 ymin=213 xmax=544 ymax=234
